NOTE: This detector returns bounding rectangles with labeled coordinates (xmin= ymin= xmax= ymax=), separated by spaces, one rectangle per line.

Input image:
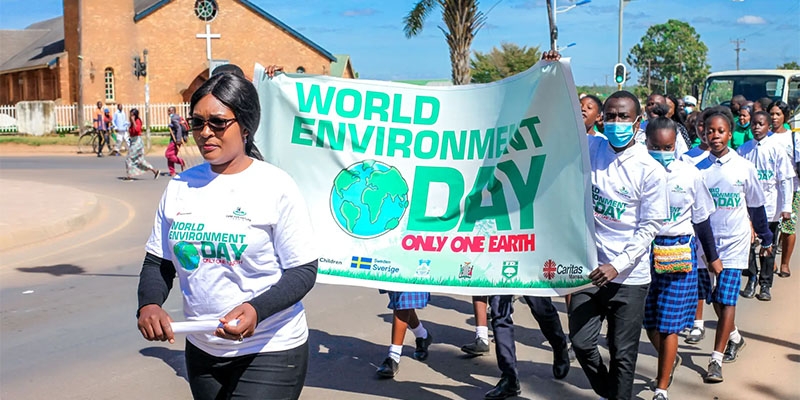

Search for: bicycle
xmin=77 ymin=127 xmax=101 ymax=154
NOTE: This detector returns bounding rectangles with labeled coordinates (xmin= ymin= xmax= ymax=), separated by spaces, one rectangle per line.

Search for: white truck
xmin=700 ymin=69 xmax=800 ymax=130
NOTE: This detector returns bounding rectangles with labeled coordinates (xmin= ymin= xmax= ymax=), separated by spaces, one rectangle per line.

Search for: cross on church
xmin=196 ymin=24 xmax=220 ymax=61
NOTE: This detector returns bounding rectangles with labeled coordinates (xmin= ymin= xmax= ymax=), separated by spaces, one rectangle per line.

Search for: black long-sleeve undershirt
xmin=748 ymin=206 xmax=773 ymax=248
xmin=692 ymin=218 xmax=719 ymax=263
xmin=136 ymin=252 xmax=318 ymax=324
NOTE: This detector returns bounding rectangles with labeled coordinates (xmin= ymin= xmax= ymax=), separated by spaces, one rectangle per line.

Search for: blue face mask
xmin=737 ymin=120 xmax=750 ymax=128
xmin=604 ymin=117 xmax=639 ymax=148
xmin=648 ymin=150 xmax=675 ymax=168
xmin=685 ymin=106 xmax=694 ymax=114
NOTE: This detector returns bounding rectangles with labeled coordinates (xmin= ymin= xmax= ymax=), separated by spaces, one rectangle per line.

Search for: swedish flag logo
xmin=351 ymin=256 xmax=373 ymax=269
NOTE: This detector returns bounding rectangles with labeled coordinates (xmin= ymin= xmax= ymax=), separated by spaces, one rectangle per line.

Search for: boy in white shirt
xmin=736 ymin=111 xmax=795 ymax=300
xmin=694 ymin=108 xmax=774 ymax=384
xmin=570 ymin=90 xmax=669 ymax=400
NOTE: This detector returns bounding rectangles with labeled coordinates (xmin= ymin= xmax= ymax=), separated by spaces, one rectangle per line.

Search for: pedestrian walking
xmin=643 ymin=106 xmax=719 ymax=400
xmin=766 ymin=100 xmax=798 ymax=278
xmin=483 ymin=295 xmax=571 ymax=400
xmin=165 ymin=106 xmax=186 ymax=176
xmin=93 ymin=101 xmax=108 ymax=157
xmin=737 ymin=110 xmax=795 ymax=300
xmin=665 ymin=94 xmax=692 ymax=148
xmin=694 ymin=107 xmax=773 ymax=384
xmin=123 ymin=108 xmax=158 ymax=180
xmin=375 ymin=291 xmax=433 ymax=379
xmin=112 ymin=103 xmax=129 ymax=155
xmin=461 ymin=296 xmax=491 ymax=356
xmin=729 ymin=104 xmax=753 ymax=150
xmin=137 ymin=70 xmax=317 ymax=400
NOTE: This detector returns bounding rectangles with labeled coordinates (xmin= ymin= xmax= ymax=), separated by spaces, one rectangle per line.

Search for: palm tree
xmin=403 ymin=0 xmax=486 ymax=85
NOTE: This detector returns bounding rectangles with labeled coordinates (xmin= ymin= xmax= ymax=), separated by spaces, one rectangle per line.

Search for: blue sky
xmin=1 ymin=0 xmax=798 ymax=86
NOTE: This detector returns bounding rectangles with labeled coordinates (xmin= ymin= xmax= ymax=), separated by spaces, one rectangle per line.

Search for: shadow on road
xmin=16 ymin=263 xmax=138 ymax=278
xmin=140 ymin=346 xmax=189 ymax=382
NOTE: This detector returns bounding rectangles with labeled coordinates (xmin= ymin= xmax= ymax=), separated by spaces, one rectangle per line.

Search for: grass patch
xmin=320 ymin=268 xmax=591 ymax=289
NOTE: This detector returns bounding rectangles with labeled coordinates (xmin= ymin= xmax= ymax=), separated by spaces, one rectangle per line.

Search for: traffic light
xmin=614 ymin=63 xmax=626 ymax=85
xmin=138 ymin=61 xmax=147 ymax=78
xmin=133 ymin=56 xmax=141 ymax=79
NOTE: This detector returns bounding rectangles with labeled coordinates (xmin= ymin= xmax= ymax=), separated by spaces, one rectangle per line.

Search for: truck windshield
xmin=701 ymin=75 xmax=785 ymax=109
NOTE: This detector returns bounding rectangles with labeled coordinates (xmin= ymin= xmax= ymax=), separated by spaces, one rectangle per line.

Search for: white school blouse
xmin=658 ymin=159 xmax=716 ymax=237
xmin=737 ymin=136 xmax=795 ymax=221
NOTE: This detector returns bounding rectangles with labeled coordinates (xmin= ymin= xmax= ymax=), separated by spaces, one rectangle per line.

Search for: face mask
xmin=685 ymin=106 xmax=694 ymax=114
xmin=737 ymin=121 xmax=750 ymax=128
xmin=648 ymin=150 xmax=675 ymax=167
xmin=604 ymin=117 xmax=639 ymax=148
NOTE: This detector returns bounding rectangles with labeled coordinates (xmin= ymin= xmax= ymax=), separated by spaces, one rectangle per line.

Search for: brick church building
xmin=0 ymin=0 xmax=355 ymax=105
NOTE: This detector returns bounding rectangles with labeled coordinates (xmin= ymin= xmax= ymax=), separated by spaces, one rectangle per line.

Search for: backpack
xmin=179 ymin=116 xmax=190 ymax=136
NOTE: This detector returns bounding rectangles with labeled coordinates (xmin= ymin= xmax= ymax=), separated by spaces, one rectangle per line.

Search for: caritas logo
xmin=543 ymin=259 xmax=557 ymax=280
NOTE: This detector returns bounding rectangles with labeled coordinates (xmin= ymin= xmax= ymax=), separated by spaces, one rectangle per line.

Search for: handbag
xmin=652 ymin=242 xmax=693 ymax=274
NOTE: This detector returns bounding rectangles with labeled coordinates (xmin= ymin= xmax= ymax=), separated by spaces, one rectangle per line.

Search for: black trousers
xmin=744 ymin=221 xmax=779 ymax=287
xmin=185 ymin=339 xmax=308 ymax=400
xmin=489 ymin=295 xmax=568 ymax=381
xmin=568 ymin=283 xmax=648 ymax=400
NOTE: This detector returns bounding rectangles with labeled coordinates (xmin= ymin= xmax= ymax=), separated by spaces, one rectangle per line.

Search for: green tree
xmin=777 ymin=61 xmax=800 ymax=70
xmin=403 ymin=0 xmax=486 ymax=85
xmin=627 ymin=19 xmax=710 ymax=96
xmin=470 ymin=42 xmax=541 ymax=83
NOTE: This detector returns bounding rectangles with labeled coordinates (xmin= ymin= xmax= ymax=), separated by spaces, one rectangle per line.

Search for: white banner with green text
xmin=253 ymin=60 xmax=597 ymax=296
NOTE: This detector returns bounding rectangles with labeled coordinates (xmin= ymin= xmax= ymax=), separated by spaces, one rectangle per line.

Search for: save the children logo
xmin=330 ymin=160 xmax=409 ymax=239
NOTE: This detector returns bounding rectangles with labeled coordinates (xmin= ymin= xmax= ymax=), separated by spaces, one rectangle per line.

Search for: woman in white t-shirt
xmin=136 ymin=70 xmax=318 ymax=400
xmin=767 ymin=100 xmax=798 ymax=278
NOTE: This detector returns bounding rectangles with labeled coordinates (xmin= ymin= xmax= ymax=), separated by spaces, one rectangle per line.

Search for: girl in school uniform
xmin=375 ymin=291 xmax=433 ymax=379
xmin=766 ymin=100 xmax=798 ymax=278
xmin=644 ymin=107 xmax=720 ymax=400
xmin=694 ymin=108 xmax=773 ymax=384
xmin=736 ymin=110 xmax=795 ymax=300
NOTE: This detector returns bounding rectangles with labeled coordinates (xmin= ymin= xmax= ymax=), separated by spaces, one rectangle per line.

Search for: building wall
xmin=63 ymin=0 xmax=79 ymax=103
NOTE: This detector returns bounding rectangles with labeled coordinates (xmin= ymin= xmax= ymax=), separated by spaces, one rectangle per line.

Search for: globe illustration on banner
xmin=330 ymin=160 xmax=409 ymax=238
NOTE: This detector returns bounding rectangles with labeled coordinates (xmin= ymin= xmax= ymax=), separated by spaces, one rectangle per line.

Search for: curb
xmin=0 ymin=180 xmax=99 ymax=251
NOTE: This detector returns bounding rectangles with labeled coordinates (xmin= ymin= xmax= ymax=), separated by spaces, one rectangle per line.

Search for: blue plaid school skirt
xmin=381 ymin=291 xmax=430 ymax=310
xmin=710 ymin=268 xmax=741 ymax=306
xmin=644 ymin=235 xmax=698 ymax=334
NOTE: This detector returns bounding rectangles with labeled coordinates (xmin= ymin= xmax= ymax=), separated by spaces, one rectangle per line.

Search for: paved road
xmin=1 ymin=154 xmax=798 ymax=400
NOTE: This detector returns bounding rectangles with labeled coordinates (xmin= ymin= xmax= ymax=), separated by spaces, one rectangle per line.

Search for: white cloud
xmin=342 ymin=8 xmax=378 ymax=17
xmin=737 ymin=15 xmax=767 ymax=25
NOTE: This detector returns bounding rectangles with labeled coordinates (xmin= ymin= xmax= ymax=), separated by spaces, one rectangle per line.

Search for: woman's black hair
xmin=767 ymin=100 xmax=791 ymax=124
xmin=757 ymin=97 xmax=772 ymax=111
xmin=739 ymin=104 xmax=753 ymax=116
xmin=190 ymin=73 xmax=264 ymax=161
xmin=604 ymin=90 xmax=642 ymax=117
xmin=686 ymin=110 xmax=700 ymax=142
xmin=130 ymin=108 xmax=139 ymax=119
xmin=703 ymin=105 xmax=734 ymax=130
xmin=582 ymin=94 xmax=603 ymax=110
xmin=666 ymin=94 xmax=686 ymax=125
xmin=645 ymin=103 xmax=677 ymax=140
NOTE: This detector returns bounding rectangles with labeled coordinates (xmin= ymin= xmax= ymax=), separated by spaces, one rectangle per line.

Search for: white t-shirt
xmin=737 ymin=136 xmax=796 ymax=221
xmin=768 ymin=131 xmax=800 ymax=190
xmin=696 ymin=151 xmax=766 ymax=270
xmin=659 ymin=159 xmax=716 ymax=237
xmin=681 ymin=146 xmax=709 ymax=167
xmin=588 ymin=135 xmax=669 ymax=285
xmin=146 ymin=160 xmax=317 ymax=357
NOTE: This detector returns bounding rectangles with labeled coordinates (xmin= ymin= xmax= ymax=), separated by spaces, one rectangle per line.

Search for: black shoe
xmin=376 ymin=357 xmax=399 ymax=379
xmin=740 ymin=278 xmax=756 ymax=298
xmin=723 ymin=337 xmax=745 ymax=363
xmin=484 ymin=376 xmax=521 ymax=400
xmin=413 ymin=333 xmax=433 ymax=361
xmin=684 ymin=327 xmax=705 ymax=344
xmin=461 ymin=337 xmax=490 ymax=355
xmin=97 ymin=153 xmax=104 ymax=158
xmin=703 ymin=360 xmax=723 ymax=383
xmin=552 ymin=345 xmax=570 ymax=380
xmin=652 ymin=393 xmax=668 ymax=400
xmin=567 ymin=343 xmax=576 ymax=363
xmin=756 ymin=285 xmax=771 ymax=301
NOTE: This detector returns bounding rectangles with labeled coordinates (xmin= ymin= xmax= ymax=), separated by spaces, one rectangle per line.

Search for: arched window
xmin=296 ymin=66 xmax=306 ymax=74
xmin=104 ymin=68 xmax=115 ymax=102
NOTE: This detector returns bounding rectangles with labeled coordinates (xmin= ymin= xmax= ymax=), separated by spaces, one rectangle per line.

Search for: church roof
xmin=0 ymin=17 xmax=65 ymax=73
xmin=330 ymin=54 xmax=354 ymax=78
xmin=134 ymin=0 xmax=336 ymax=62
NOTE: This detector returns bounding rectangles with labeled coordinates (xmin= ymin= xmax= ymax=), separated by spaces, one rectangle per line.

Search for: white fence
xmin=0 ymin=102 xmax=191 ymax=134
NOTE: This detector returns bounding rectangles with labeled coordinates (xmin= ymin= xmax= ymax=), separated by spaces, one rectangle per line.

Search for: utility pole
xmin=731 ymin=38 xmax=745 ymax=70
xmin=546 ymin=0 xmax=557 ymax=51
xmin=76 ymin=0 xmax=84 ymax=134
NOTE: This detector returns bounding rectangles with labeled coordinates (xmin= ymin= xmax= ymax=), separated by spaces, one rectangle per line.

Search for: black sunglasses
xmin=190 ymin=117 xmax=238 ymax=133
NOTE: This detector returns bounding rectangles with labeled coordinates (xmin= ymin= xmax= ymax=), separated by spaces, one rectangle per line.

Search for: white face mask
xmin=685 ymin=106 xmax=695 ymax=114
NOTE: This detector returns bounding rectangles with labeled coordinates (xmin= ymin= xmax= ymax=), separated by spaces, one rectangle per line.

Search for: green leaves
xmin=627 ymin=19 xmax=710 ymax=95
xmin=470 ymin=42 xmax=542 ymax=84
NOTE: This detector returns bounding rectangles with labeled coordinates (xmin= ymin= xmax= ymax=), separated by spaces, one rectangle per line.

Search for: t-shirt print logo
xmin=173 ymin=242 xmax=200 ymax=271
xmin=233 ymin=207 xmax=246 ymax=217
xmin=226 ymin=206 xmax=251 ymax=222
xmin=672 ymin=185 xmax=686 ymax=194
xmin=616 ymin=186 xmax=631 ymax=198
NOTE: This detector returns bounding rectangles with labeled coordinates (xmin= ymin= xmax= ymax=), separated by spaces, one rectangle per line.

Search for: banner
xmin=253 ymin=60 xmax=597 ymax=296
